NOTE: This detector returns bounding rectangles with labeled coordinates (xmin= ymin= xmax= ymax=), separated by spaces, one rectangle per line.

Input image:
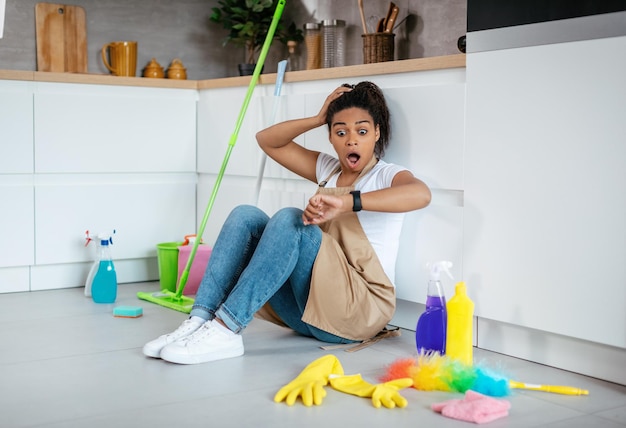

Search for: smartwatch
xmin=350 ymin=190 xmax=362 ymax=212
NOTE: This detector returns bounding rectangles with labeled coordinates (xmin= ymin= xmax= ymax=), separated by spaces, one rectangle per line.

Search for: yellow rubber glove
xmin=274 ymin=354 xmax=344 ymax=406
xmin=329 ymin=374 xmax=414 ymax=409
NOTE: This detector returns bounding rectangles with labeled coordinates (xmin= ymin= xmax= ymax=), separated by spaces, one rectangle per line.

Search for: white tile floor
xmin=1 ymin=281 xmax=625 ymax=428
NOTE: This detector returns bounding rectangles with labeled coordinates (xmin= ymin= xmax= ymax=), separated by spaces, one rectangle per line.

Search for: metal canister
xmin=321 ymin=19 xmax=346 ymax=68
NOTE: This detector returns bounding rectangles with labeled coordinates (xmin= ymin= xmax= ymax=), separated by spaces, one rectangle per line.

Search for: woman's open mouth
xmin=347 ymin=152 xmax=361 ymax=167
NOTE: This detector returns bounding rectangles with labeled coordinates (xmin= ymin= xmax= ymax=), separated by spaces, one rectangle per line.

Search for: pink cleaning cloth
xmin=432 ymin=390 xmax=511 ymax=424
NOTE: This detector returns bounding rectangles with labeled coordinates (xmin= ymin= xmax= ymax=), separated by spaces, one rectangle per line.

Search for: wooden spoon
xmin=358 ymin=0 xmax=368 ymax=34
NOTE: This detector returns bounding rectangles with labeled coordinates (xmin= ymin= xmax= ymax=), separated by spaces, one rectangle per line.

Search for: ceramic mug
xmin=101 ymin=41 xmax=138 ymax=77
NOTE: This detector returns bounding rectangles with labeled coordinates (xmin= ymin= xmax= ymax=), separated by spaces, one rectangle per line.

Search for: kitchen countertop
xmin=0 ymin=55 xmax=465 ymax=89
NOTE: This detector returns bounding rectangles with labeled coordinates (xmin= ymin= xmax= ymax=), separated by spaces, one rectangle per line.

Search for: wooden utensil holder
xmin=362 ymin=33 xmax=395 ymax=64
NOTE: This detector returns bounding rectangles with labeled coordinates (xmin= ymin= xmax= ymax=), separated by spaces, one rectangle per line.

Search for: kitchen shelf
xmin=0 ymin=54 xmax=466 ymax=89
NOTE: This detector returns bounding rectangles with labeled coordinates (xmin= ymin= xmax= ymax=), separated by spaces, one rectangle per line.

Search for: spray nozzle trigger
xmin=85 ymin=229 xmax=116 ymax=246
xmin=428 ymin=261 xmax=454 ymax=281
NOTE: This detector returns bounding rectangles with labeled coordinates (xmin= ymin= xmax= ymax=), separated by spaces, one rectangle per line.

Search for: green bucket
xmin=156 ymin=242 xmax=183 ymax=292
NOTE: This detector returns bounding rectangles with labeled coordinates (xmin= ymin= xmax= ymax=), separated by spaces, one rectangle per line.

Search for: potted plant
xmin=210 ymin=0 xmax=302 ymax=75
xmin=279 ymin=21 xmax=304 ymax=71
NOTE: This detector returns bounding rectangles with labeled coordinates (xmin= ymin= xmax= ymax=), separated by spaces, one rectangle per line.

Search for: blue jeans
xmin=190 ymin=205 xmax=357 ymax=344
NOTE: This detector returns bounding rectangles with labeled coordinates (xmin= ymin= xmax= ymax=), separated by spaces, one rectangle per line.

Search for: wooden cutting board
xmin=35 ymin=3 xmax=87 ymax=73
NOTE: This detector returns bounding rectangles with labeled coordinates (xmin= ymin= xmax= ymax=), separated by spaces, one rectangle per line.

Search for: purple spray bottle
xmin=415 ymin=261 xmax=453 ymax=354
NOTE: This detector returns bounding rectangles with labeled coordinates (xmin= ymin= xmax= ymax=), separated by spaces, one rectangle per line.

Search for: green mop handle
xmin=175 ymin=0 xmax=286 ymax=297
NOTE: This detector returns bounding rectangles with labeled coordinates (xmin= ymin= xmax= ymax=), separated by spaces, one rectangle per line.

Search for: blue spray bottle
xmin=415 ymin=261 xmax=453 ymax=354
xmin=85 ymin=230 xmax=117 ymax=303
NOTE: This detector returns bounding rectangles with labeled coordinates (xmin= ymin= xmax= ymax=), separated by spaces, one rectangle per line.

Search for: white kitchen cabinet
xmin=34 ymin=178 xmax=196 ymax=264
xmin=383 ymin=83 xmax=466 ymax=301
xmin=0 ymin=267 xmax=30 ymax=293
xmin=197 ymin=86 xmax=264 ymax=177
xmin=0 ymin=81 xmax=33 ymax=173
xmin=1 ymin=81 xmax=199 ymax=292
xmin=384 ymin=84 xmax=465 ymax=190
xmin=1 ymin=81 xmax=36 ymax=292
xmin=464 ymin=35 xmax=626 ymax=384
xmin=0 ymin=184 xmax=34 ymax=268
xmin=34 ymin=83 xmax=197 ymax=173
xmin=464 ymin=36 xmax=626 ymax=349
xmin=0 ymin=180 xmax=33 ymax=292
xmin=32 ymin=176 xmax=196 ymax=290
xmin=261 ymin=92 xmax=307 ymax=182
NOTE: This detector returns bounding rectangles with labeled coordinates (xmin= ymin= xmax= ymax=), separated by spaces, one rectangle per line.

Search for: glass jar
xmin=286 ymin=40 xmax=300 ymax=72
xmin=321 ymin=19 xmax=346 ymax=68
xmin=304 ymin=23 xmax=321 ymax=70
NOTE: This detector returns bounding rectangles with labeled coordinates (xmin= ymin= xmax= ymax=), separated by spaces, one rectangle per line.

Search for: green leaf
xmin=208 ymin=0 xmax=295 ymax=63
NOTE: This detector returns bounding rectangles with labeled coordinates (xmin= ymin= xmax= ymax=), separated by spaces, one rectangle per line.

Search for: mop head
xmin=380 ymin=352 xmax=511 ymax=397
xmin=137 ymin=290 xmax=194 ymax=314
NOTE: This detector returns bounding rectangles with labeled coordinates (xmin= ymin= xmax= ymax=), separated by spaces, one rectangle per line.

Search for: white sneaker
xmin=142 ymin=318 xmax=204 ymax=358
xmin=160 ymin=321 xmax=244 ymax=365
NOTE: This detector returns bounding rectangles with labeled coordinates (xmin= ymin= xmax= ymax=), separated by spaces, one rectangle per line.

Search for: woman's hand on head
xmin=316 ymin=86 xmax=353 ymax=125
xmin=302 ymin=194 xmax=348 ymax=225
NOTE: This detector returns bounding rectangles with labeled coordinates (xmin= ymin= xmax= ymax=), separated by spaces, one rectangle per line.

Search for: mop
xmin=137 ymin=0 xmax=286 ymax=313
xmin=254 ymin=58 xmax=288 ymax=206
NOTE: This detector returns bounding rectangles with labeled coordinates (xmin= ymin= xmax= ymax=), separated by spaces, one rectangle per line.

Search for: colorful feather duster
xmin=380 ymin=352 xmax=588 ymax=397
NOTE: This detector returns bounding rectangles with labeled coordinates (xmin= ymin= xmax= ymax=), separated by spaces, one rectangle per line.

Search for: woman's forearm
xmin=256 ymin=116 xmax=324 ymax=151
xmin=359 ymin=182 xmax=431 ymax=213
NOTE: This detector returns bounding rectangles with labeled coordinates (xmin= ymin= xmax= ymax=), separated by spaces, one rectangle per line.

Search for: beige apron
xmin=257 ymin=157 xmax=396 ymax=341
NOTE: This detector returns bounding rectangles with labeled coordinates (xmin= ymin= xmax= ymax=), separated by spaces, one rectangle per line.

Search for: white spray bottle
xmin=84 ymin=231 xmax=98 ymax=297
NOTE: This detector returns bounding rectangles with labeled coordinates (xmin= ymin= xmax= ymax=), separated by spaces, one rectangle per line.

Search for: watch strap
xmin=350 ymin=190 xmax=362 ymax=212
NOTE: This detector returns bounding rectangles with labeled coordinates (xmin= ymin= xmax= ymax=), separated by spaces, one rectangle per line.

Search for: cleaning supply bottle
xmin=84 ymin=230 xmax=100 ymax=297
xmin=446 ymin=281 xmax=475 ymax=365
xmin=415 ymin=261 xmax=453 ymax=355
xmin=90 ymin=231 xmax=118 ymax=303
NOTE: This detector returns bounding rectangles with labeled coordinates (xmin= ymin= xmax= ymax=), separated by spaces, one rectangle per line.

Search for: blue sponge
xmin=113 ymin=306 xmax=143 ymax=318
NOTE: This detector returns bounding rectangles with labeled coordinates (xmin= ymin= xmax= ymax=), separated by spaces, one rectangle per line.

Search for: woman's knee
xmin=230 ymin=204 xmax=264 ymax=219
xmin=227 ymin=205 xmax=268 ymax=225
xmin=269 ymin=207 xmax=304 ymax=228
xmin=266 ymin=208 xmax=322 ymax=249
xmin=219 ymin=205 xmax=270 ymax=239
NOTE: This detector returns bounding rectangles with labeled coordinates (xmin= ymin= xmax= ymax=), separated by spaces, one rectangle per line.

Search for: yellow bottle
xmin=446 ymin=281 xmax=474 ymax=365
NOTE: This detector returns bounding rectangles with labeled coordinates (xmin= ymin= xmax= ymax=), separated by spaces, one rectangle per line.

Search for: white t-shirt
xmin=316 ymin=152 xmax=408 ymax=285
